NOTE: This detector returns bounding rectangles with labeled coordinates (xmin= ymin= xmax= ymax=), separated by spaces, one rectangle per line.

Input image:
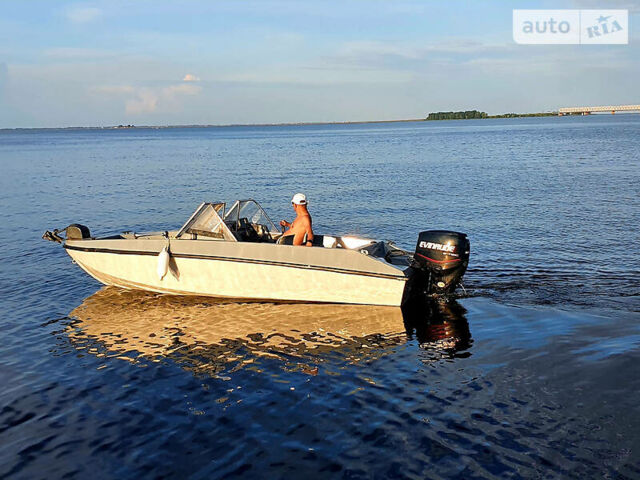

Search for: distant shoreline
xmin=425 ymin=110 xmax=558 ymax=121
xmin=2 ymin=112 xmax=636 ymax=131
xmin=0 ymin=118 xmax=426 ymax=131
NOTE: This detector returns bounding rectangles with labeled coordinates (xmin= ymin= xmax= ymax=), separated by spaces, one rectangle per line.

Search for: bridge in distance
xmin=558 ymin=104 xmax=640 ymax=115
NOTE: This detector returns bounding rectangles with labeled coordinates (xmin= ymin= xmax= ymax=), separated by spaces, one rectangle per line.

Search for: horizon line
xmin=4 ymin=109 xmax=637 ymax=131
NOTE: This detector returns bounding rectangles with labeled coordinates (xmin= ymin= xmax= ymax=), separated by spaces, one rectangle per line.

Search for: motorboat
xmin=43 ymin=199 xmax=470 ymax=306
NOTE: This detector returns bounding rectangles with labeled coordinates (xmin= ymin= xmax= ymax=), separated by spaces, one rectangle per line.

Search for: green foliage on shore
xmin=426 ymin=110 xmax=488 ymax=120
xmin=425 ymin=110 xmax=558 ymax=121
xmin=487 ymin=112 xmax=557 ymax=118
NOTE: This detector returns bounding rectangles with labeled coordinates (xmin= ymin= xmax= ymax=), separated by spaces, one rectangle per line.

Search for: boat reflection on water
xmin=403 ymin=296 xmax=472 ymax=354
xmin=68 ymin=287 xmax=471 ymax=375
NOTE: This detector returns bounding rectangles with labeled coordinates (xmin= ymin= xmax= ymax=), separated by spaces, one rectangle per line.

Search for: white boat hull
xmin=65 ymin=240 xmax=408 ymax=306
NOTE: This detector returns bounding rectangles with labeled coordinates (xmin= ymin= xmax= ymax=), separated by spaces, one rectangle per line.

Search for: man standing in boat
xmin=280 ymin=193 xmax=314 ymax=247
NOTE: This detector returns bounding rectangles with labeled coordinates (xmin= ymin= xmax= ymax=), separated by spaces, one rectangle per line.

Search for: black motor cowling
xmin=66 ymin=224 xmax=91 ymax=240
xmin=411 ymin=230 xmax=470 ymax=295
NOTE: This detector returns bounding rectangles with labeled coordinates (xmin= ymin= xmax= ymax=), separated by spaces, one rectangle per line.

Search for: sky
xmin=0 ymin=0 xmax=638 ymax=128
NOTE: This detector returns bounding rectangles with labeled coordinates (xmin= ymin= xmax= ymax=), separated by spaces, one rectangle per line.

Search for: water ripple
xmin=1 ymin=118 xmax=639 ymax=478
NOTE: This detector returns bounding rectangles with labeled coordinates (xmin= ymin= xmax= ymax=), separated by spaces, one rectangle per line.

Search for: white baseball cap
xmin=291 ymin=193 xmax=307 ymax=205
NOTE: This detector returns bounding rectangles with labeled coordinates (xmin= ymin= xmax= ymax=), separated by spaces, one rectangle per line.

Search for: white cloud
xmin=91 ymin=85 xmax=135 ymax=95
xmin=125 ymin=89 xmax=158 ymax=115
xmin=214 ymin=68 xmax=412 ymax=85
xmin=332 ymin=39 xmax=510 ymax=67
xmin=264 ymin=32 xmax=304 ymax=43
xmin=0 ymin=62 xmax=7 ymax=87
xmin=571 ymin=0 xmax=640 ymax=13
xmin=182 ymin=74 xmax=200 ymax=82
xmin=324 ymin=37 xmax=639 ymax=81
xmin=0 ymin=62 xmax=6 ymax=107
xmin=338 ymin=41 xmax=423 ymax=60
xmin=66 ymin=6 xmax=102 ymax=24
xmin=92 ymin=82 xmax=202 ymax=115
xmin=44 ymin=47 xmax=117 ymax=60
xmin=164 ymin=84 xmax=202 ymax=96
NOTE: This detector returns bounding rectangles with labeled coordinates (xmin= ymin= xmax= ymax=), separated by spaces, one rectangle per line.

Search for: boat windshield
xmin=224 ymin=199 xmax=280 ymax=242
xmin=176 ymin=202 xmax=237 ymax=241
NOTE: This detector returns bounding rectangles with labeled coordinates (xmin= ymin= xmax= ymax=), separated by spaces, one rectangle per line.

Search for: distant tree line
xmin=425 ymin=110 xmax=558 ymax=120
xmin=426 ymin=110 xmax=488 ymax=120
xmin=488 ymin=112 xmax=556 ymax=118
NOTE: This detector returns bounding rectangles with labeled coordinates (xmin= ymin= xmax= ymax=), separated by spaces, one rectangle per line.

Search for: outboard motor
xmin=42 ymin=224 xmax=91 ymax=244
xmin=66 ymin=224 xmax=91 ymax=240
xmin=411 ymin=230 xmax=470 ymax=295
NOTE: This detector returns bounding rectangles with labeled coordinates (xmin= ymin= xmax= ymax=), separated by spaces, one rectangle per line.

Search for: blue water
xmin=1 ymin=116 xmax=639 ymax=478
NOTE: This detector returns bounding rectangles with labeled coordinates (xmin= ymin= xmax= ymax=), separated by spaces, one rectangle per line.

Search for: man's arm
xmin=279 ymin=219 xmax=296 ymax=238
xmin=305 ymin=222 xmax=314 ymax=247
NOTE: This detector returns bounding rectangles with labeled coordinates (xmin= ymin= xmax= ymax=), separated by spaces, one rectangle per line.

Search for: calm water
xmin=1 ymin=116 xmax=639 ymax=479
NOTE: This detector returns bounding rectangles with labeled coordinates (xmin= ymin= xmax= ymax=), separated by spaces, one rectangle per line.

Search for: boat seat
xmin=277 ymin=234 xmax=336 ymax=247
xmin=321 ymin=236 xmax=337 ymax=248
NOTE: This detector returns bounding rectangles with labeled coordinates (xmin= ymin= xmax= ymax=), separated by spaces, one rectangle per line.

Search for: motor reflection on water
xmin=68 ymin=287 xmax=472 ymax=377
